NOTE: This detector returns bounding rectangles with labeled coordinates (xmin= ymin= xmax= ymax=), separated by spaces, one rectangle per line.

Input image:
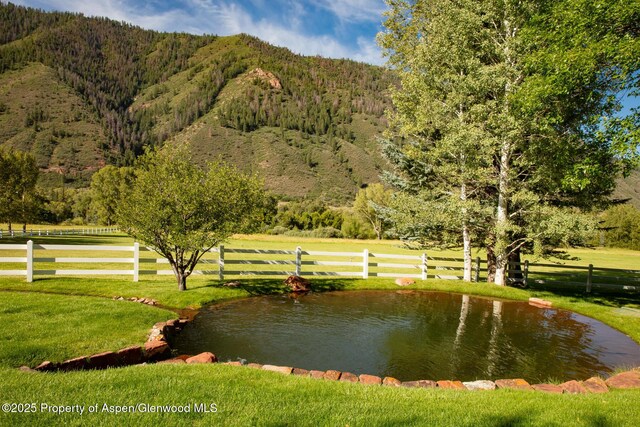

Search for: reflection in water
xmin=172 ymin=291 xmax=640 ymax=382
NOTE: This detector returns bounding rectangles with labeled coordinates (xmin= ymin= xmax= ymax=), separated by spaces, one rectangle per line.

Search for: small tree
xmin=118 ymin=143 xmax=267 ymax=291
xmin=0 ymin=148 xmax=40 ymax=231
xmin=89 ymin=165 xmax=135 ymax=226
xmin=353 ymin=183 xmax=393 ymax=240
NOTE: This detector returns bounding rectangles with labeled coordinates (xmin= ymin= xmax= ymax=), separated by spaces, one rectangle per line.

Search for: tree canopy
xmin=117 ymin=143 xmax=268 ymax=290
xmin=378 ymin=0 xmax=639 ymax=285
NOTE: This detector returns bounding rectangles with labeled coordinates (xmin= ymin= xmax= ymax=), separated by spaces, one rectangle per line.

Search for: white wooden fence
xmin=0 ymin=227 xmax=119 ymax=239
xmin=0 ymin=241 xmax=473 ymax=282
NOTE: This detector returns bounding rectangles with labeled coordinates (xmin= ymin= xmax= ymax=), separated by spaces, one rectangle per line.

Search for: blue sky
xmin=13 ymin=0 xmax=388 ymax=64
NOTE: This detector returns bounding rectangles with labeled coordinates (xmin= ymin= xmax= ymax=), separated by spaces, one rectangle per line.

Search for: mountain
xmin=0 ymin=3 xmax=394 ymax=204
xmin=613 ymin=170 xmax=640 ymax=209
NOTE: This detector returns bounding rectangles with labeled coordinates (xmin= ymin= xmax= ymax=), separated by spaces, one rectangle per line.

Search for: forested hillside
xmin=0 ymin=3 xmax=394 ymax=203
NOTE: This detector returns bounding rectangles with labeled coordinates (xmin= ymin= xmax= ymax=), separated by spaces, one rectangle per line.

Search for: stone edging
xmin=23 ymin=312 xmax=640 ymax=394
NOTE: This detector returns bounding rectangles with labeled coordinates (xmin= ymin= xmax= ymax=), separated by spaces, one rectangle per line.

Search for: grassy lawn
xmin=1 ymin=233 xmax=639 ymax=426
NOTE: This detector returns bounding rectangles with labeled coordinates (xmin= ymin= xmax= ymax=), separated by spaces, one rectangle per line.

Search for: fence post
xmin=586 ymin=264 xmax=593 ymax=293
xmin=523 ymin=260 xmax=529 ymax=287
xmin=474 ymin=256 xmax=480 ymax=283
xmin=421 ymin=253 xmax=428 ymax=280
xmin=295 ymin=246 xmax=302 ymax=276
xmin=26 ymin=240 xmax=33 ymax=283
xmin=362 ymin=249 xmax=369 ymax=279
xmin=218 ymin=245 xmax=225 ymax=281
xmin=133 ymin=242 xmax=139 ymax=282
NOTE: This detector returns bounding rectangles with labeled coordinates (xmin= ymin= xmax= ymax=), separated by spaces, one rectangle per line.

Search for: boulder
xmin=605 ymin=371 xmax=640 ymax=389
xmin=262 ymin=365 xmax=293 ymax=375
xmin=58 ymin=355 xmax=88 ymax=372
xmin=292 ymin=368 xmax=309 ymax=376
xmin=581 ymin=377 xmax=609 ymax=393
xmin=494 ymin=379 xmax=533 ymax=391
xmin=463 ymin=380 xmax=496 ymax=391
xmin=116 ymin=346 xmax=144 ymax=365
xmin=395 ymin=278 xmax=416 ymax=286
xmin=531 ymin=384 xmax=564 ymax=394
xmin=339 ymin=372 xmax=359 ymax=382
xmin=19 ymin=366 xmax=36 ymax=373
xmin=283 ymin=275 xmax=311 ymax=292
xmin=382 ymin=377 xmax=402 ymax=387
xmin=323 ymin=370 xmax=341 ymax=381
xmin=402 ymin=380 xmax=436 ymax=388
xmin=309 ymin=370 xmax=325 ymax=379
xmin=143 ymin=340 xmax=170 ymax=360
xmin=359 ymin=374 xmax=382 ymax=385
xmin=186 ymin=352 xmax=217 ymax=364
xmin=560 ymin=380 xmax=588 ymax=394
xmin=437 ymin=380 xmax=465 ymax=390
xmin=34 ymin=361 xmax=56 ymax=372
xmin=88 ymin=351 xmax=120 ymax=369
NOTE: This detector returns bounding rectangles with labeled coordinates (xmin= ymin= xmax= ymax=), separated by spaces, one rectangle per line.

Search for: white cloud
xmin=12 ymin=0 xmax=385 ymax=65
xmin=316 ymin=0 xmax=386 ymax=23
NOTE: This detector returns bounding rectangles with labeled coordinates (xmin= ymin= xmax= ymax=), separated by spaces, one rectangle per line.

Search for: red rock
xmin=309 ymin=370 xmax=325 ymax=379
xmin=143 ymin=340 xmax=170 ymax=360
xmin=582 ymin=377 xmax=608 ymax=394
xmin=395 ymin=278 xmax=415 ymax=286
xmin=528 ymin=298 xmax=553 ymax=308
xmin=359 ymin=374 xmax=382 ymax=385
xmin=560 ymin=380 xmax=588 ymax=394
xmin=323 ymin=370 xmax=341 ymax=381
xmin=247 ymin=363 xmax=263 ymax=369
xmin=437 ymin=380 xmax=465 ymax=390
xmin=166 ymin=319 xmax=178 ymax=328
xmin=186 ymin=352 xmax=217 ymax=364
xmin=339 ymin=372 xmax=358 ymax=382
xmin=283 ymin=275 xmax=311 ymax=292
xmin=222 ymin=361 xmax=242 ymax=366
xmin=402 ymin=380 xmax=436 ymax=388
xmin=495 ymin=379 xmax=533 ymax=391
xmin=88 ymin=351 xmax=120 ymax=369
xmin=605 ymin=371 xmax=640 ymax=389
xmin=158 ymin=358 xmax=186 ymax=364
xmin=532 ymin=384 xmax=564 ymax=394
xmin=262 ymin=365 xmax=293 ymax=375
xmin=58 ymin=356 xmax=88 ymax=372
xmin=292 ymin=368 xmax=309 ymax=376
xmin=116 ymin=346 xmax=144 ymax=365
xmin=383 ymin=377 xmax=402 ymax=387
xmin=34 ymin=361 xmax=56 ymax=372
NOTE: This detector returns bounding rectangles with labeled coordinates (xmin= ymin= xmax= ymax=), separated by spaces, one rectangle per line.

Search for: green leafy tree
xmin=89 ymin=165 xmax=135 ymax=225
xmin=353 ymin=183 xmax=393 ymax=240
xmin=601 ymin=205 xmax=640 ymax=250
xmin=117 ymin=143 xmax=267 ymax=291
xmin=379 ymin=0 xmax=639 ymax=285
xmin=0 ymin=148 xmax=40 ymax=231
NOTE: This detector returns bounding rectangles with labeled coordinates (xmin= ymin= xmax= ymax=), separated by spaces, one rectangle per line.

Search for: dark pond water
xmin=172 ymin=291 xmax=640 ymax=382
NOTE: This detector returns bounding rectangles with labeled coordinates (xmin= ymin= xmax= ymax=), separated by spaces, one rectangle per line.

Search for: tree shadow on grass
xmin=527 ymin=283 xmax=640 ymax=307
xmin=209 ymin=277 xmax=348 ymax=296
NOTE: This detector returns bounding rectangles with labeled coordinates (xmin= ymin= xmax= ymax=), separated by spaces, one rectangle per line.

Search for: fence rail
xmin=0 ymin=241 xmax=637 ymax=293
xmin=0 ymin=227 xmax=119 ymax=239
xmin=507 ymin=260 xmax=640 ymax=293
xmin=0 ymin=241 xmax=474 ymax=283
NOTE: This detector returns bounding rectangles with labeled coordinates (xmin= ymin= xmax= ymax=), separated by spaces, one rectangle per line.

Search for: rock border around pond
xmin=21 ymin=307 xmax=640 ymax=394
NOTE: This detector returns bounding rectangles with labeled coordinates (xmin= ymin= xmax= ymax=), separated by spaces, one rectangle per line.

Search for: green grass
xmin=2 ymin=364 xmax=640 ymax=426
xmin=1 ymin=234 xmax=640 ymax=426
xmin=0 ymin=292 xmax=175 ymax=367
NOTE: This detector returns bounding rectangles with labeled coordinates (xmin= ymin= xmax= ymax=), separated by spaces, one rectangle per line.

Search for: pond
xmin=172 ymin=291 xmax=640 ymax=382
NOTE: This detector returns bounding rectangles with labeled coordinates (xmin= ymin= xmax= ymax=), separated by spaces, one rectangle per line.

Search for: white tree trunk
xmin=460 ymin=182 xmax=472 ymax=282
xmin=494 ymin=141 xmax=511 ymax=286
